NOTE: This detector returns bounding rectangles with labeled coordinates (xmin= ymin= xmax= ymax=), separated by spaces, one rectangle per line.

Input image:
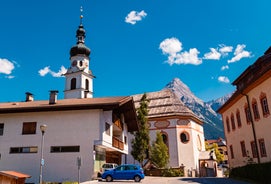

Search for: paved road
xmin=83 ymin=176 xmax=253 ymax=184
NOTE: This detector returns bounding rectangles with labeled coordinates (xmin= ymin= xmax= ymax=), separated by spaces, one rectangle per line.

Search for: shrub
xmin=162 ymin=168 xmax=184 ymax=177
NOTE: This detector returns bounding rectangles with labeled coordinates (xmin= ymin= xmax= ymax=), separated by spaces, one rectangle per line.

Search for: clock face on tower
xmin=70 ymin=58 xmax=89 ymax=72
xmin=72 ymin=60 xmax=77 ymax=67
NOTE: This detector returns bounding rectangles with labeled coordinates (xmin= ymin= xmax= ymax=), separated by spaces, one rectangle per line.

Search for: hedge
xmin=230 ymin=162 xmax=271 ymax=183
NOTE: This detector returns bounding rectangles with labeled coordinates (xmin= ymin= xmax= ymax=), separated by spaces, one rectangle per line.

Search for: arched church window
xmin=161 ymin=133 xmax=168 ymax=147
xmin=71 ymin=78 xmax=76 ymax=90
xmin=85 ymin=79 xmax=89 ymax=90
xmin=180 ymin=132 xmax=189 ymax=144
xmin=80 ymin=60 xmax=83 ymax=67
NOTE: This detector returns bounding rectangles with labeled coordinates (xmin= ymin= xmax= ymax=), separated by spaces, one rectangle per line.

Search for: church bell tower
xmin=64 ymin=7 xmax=94 ymax=99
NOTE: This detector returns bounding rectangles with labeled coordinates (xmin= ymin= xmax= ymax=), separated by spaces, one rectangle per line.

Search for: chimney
xmin=25 ymin=92 xmax=34 ymax=102
xmin=49 ymin=90 xmax=59 ymax=105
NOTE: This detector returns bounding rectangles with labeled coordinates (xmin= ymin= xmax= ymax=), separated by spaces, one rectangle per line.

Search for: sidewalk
xmin=80 ymin=180 xmax=99 ymax=184
xmin=79 ymin=176 xmax=252 ymax=184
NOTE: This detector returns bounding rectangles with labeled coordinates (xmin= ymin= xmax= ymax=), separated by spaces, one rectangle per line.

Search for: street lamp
xmin=39 ymin=124 xmax=47 ymax=184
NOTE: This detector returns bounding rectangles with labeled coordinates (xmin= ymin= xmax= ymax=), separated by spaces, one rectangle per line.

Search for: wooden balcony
xmin=112 ymin=137 xmax=124 ymax=150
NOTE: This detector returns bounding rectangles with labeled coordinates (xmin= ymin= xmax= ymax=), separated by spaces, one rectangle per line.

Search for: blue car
xmin=101 ymin=164 xmax=145 ymax=182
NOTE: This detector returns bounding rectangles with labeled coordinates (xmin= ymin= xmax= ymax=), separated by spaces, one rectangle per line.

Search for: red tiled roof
xmin=0 ymin=96 xmax=132 ymax=113
xmin=0 ymin=96 xmax=139 ymax=132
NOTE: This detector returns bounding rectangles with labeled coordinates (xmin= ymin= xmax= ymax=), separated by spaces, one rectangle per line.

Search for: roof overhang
xmin=0 ymin=171 xmax=31 ymax=179
xmin=0 ymin=97 xmax=139 ymax=132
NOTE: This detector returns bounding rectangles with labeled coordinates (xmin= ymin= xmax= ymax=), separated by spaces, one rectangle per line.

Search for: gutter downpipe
xmin=242 ymin=92 xmax=261 ymax=164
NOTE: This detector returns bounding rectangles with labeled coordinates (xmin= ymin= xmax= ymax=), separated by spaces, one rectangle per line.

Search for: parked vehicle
xmin=101 ymin=164 xmax=145 ymax=182
xmin=98 ymin=163 xmax=118 ymax=177
xmin=101 ymin=163 xmax=118 ymax=173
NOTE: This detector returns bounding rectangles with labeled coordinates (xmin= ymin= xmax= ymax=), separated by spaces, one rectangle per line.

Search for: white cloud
xmin=219 ymin=45 xmax=233 ymax=55
xmin=203 ymin=45 xmax=234 ymax=60
xmin=173 ymin=48 xmax=202 ymax=65
xmin=221 ymin=65 xmax=229 ymax=70
xmin=159 ymin=37 xmax=182 ymax=55
xmin=203 ymin=48 xmax=221 ymax=60
xmin=51 ymin=66 xmax=67 ymax=77
xmin=228 ymin=44 xmax=251 ymax=63
xmin=125 ymin=10 xmax=147 ymax=25
xmin=218 ymin=76 xmax=230 ymax=83
xmin=159 ymin=38 xmax=202 ymax=65
xmin=0 ymin=58 xmax=15 ymax=75
xmin=39 ymin=66 xmax=67 ymax=77
xmin=39 ymin=66 xmax=50 ymax=76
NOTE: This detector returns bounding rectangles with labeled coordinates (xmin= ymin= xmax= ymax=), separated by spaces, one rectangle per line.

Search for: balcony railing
xmin=112 ymin=137 xmax=124 ymax=150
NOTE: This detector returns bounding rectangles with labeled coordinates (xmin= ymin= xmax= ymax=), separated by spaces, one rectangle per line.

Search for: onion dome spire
xmin=70 ymin=6 xmax=91 ymax=58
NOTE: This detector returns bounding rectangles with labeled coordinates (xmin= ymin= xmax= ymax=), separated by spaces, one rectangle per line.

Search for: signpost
xmin=77 ymin=156 xmax=82 ymax=184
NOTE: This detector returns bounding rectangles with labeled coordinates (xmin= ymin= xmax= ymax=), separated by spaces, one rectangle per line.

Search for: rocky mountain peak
xmin=165 ymin=78 xmax=204 ymax=106
xmin=164 ymin=77 xmax=231 ymax=139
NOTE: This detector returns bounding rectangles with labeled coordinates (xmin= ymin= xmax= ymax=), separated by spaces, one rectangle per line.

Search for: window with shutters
xmin=22 ymin=122 xmax=37 ymax=135
xmin=226 ymin=117 xmax=230 ymax=132
xmin=252 ymin=99 xmax=260 ymax=120
xmin=250 ymin=141 xmax=258 ymax=158
xmin=230 ymin=113 xmax=236 ymax=131
xmin=260 ymin=95 xmax=270 ymax=117
xmin=236 ymin=110 xmax=242 ymax=128
xmin=240 ymin=141 xmax=247 ymax=157
xmin=259 ymin=139 xmax=267 ymax=157
xmin=229 ymin=145 xmax=234 ymax=159
xmin=244 ymin=106 xmax=252 ymax=124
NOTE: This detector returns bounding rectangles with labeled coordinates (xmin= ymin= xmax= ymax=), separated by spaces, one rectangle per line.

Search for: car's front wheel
xmin=105 ymin=175 xmax=113 ymax=182
xmin=134 ymin=175 xmax=141 ymax=182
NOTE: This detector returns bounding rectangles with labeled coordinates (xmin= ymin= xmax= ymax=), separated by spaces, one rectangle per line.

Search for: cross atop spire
xmin=80 ymin=6 xmax=83 ymax=25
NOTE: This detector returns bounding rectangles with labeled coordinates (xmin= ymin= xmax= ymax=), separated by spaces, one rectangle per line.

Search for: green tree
xmin=131 ymin=93 xmax=150 ymax=166
xmin=150 ymin=131 xmax=169 ymax=168
xmin=205 ymin=142 xmax=224 ymax=163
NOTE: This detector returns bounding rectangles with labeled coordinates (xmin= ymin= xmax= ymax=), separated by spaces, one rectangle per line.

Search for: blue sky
xmin=1 ymin=0 xmax=271 ymax=102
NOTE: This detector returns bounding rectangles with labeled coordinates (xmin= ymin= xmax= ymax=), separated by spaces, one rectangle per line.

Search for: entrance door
xmin=106 ymin=151 xmax=121 ymax=164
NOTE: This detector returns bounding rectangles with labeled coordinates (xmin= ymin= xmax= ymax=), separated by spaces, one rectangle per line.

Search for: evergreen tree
xmin=150 ymin=131 xmax=169 ymax=168
xmin=131 ymin=93 xmax=150 ymax=166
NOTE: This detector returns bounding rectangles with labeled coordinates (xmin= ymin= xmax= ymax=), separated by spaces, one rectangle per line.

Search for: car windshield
xmin=102 ymin=164 xmax=116 ymax=168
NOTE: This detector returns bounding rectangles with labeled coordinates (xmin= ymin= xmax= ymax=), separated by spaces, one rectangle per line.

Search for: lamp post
xmin=39 ymin=124 xmax=47 ymax=184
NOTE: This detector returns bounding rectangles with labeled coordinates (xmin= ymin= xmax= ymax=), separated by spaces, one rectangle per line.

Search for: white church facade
xmin=129 ymin=89 xmax=208 ymax=176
